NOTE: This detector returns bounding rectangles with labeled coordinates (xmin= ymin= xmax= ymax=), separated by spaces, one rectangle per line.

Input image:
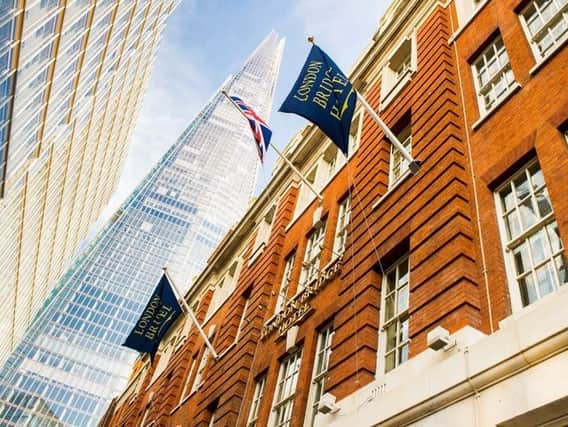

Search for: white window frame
xmin=380 ymin=33 xmax=418 ymax=110
xmin=378 ymin=256 xmax=410 ymax=375
xmin=207 ymin=260 xmax=240 ymax=318
xmin=275 ymin=253 xmax=295 ymax=314
xmin=235 ymin=294 xmax=251 ymax=342
xmin=191 ymin=328 xmax=215 ymax=394
xmin=471 ymin=34 xmax=517 ymax=115
xmin=494 ymin=159 xmax=566 ymax=311
xmin=247 ymin=375 xmax=266 ymax=427
xmin=299 ymin=222 xmax=326 ymax=290
xmin=294 ymin=166 xmax=318 ymax=218
xmin=348 ymin=111 xmax=364 ymax=157
xmin=389 ymin=123 xmax=412 ymax=187
xmin=305 ymin=325 xmax=334 ymax=427
xmin=270 ymin=349 xmax=302 ymax=427
xmin=333 ymin=196 xmax=351 ymax=257
xmin=250 ymin=205 xmax=276 ymax=264
xmin=180 ymin=354 xmax=198 ymax=402
xmin=519 ymin=0 xmax=568 ymax=62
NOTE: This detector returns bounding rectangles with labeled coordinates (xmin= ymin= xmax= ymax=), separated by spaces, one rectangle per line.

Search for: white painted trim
xmin=448 ymin=0 xmax=491 ymax=43
xmin=472 ymin=82 xmax=522 ymax=130
xmin=318 ymin=286 xmax=568 ymax=426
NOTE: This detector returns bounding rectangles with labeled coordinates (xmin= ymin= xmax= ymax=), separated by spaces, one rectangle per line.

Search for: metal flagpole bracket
xmin=356 ymin=92 xmax=420 ymax=176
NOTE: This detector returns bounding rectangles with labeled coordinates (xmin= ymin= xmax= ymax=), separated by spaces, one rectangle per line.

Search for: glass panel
xmin=385 ymin=323 xmax=396 ymax=351
xmin=519 ymin=274 xmax=538 ymax=306
xmin=505 ymin=211 xmax=521 ymax=239
xmin=547 ymin=222 xmax=562 ymax=253
xmin=399 ymin=317 xmax=409 ymax=342
xmin=536 ymin=263 xmax=555 ymax=297
xmin=529 ymin=229 xmax=549 ymax=264
xmin=397 ymin=285 xmax=409 ymax=313
xmin=384 ymin=351 xmax=395 ymax=373
xmin=555 ymin=254 xmax=568 ymax=285
xmin=535 ymin=188 xmax=552 ymax=217
xmin=384 ymin=294 xmax=395 ymax=321
xmin=386 ymin=271 xmax=396 ymax=293
xmin=513 ymin=243 xmax=529 ymax=275
xmin=500 ymin=185 xmax=515 ymax=212
xmin=529 ymin=163 xmax=544 ymax=189
xmin=398 ymin=261 xmax=409 ymax=285
xmin=519 ymin=198 xmax=538 ymax=229
xmin=514 ymin=174 xmax=531 ymax=201
xmin=398 ymin=343 xmax=409 ymax=365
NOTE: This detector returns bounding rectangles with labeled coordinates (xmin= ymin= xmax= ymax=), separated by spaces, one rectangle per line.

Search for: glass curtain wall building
xmin=0 ymin=33 xmax=284 ymax=426
xmin=0 ymin=0 xmax=180 ymax=365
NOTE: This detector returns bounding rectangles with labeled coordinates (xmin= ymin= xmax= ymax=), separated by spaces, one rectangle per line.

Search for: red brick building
xmin=101 ymin=0 xmax=568 ymax=425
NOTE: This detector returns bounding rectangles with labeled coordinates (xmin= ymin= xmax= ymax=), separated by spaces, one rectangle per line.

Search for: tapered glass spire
xmin=0 ymin=32 xmax=284 ymax=426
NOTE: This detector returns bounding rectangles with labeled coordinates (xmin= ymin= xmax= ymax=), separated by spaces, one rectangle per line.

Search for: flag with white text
xmin=123 ymin=274 xmax=183 ymax=361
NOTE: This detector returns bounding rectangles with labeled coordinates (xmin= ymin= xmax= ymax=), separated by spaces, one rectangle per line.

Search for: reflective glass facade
xmin=0 ymin=0 xmax=179 ymax=364
xmin=0 ymin=33 xmax=284 ymax=426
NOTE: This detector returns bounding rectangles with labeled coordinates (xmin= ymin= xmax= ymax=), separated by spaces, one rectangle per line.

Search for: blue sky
xmin=102 ymin=0 xmax=389 ymax=219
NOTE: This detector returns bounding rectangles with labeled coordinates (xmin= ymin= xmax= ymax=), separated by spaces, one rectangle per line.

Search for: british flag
xmin=230 ymin=95 xmax=272 ymax=162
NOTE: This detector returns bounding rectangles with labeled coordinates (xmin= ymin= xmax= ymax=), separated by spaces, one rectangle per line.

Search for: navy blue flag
xmin=123 ymin=274 xmax=183 ymax=361
xmin=280 ymin=44 xmax=356 ymax=156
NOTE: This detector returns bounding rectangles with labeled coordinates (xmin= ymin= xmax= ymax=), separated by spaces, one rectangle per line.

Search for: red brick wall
xmin=102 ymin=1 xmax=568 ymax=426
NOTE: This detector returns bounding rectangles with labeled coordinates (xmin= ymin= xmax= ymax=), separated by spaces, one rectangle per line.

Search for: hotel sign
xmin=261 ymin=257 xmax=342 ymax=340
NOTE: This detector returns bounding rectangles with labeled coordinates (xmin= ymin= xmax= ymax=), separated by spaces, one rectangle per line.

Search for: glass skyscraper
xmin=0 ymin=0 xmax=180 ymax=365
xmin=0 ymin=33 xmax=284 ymax=426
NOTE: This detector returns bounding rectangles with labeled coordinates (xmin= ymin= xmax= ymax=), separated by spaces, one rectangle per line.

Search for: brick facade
xmin=101 ymin=0 xmax=568 ymax=425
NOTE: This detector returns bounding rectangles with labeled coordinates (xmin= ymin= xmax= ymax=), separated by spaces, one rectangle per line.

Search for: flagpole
xmin=163 ymin=268 xmax=219 ymax=360
xmin=356 ymin=92 xmax=420 ymax=174
xmin=221 ymin=90 xmax=323 ymax=202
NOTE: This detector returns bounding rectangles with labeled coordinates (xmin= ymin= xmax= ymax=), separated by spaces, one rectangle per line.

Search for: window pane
xmin=514 ymin=243 xmax=530 ymax=275
xmin=501 ymin=185 xmax=515 ymax=212
xmin=555 ymin=254 xmax=568 ymax=285
xmin=385 ymin=351 xmax=396 ymax=373
xmin=535 ymin=188 xmax=552 ymax=217
xmin=385 ymin=323 xmax=396 ymax=351
xmin=384 ymin=294 xmax=395 ymax=321
xmin=398 ymin=343 xmax=409 ymax=365
xmin=536 ymin=263 xmax=555 ymax=297
xmin=547 ymin=222 xmax=562 ymax=253
xmin=519 ymin=274 xmax=538 ymax=306
xmin=505 ymin=211 xmax=521 ymax=239
xmin=397 ymin=285 xmax=409 ymax=313
xmin=519 ymin=198 xmax=538 ymax=229
xmin=529 ymin=229 xmax=549 ymax=264
xmin=514 ymin=174 xmax=531 ymax=201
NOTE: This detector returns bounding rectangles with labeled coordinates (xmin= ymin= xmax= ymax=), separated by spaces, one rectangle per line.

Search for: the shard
xmin=0 ymin=32 xmax=284 ymax=426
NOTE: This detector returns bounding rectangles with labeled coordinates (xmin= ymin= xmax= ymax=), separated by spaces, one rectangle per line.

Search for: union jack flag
xmin=230 ymin=95 xmax=272 ymax=162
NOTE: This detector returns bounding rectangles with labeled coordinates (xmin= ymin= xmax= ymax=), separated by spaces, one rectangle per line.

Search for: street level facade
xmin=0 ymin=33 xmax=284 ymax=426
xmin=0 ymin=0 xmax=180 ymax=365
xmin=104 ymin=0 xmax=568 ymax=426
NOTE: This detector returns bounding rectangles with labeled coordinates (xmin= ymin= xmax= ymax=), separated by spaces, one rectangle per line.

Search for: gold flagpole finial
xmin=307 ymin=36 xmax=315 ymax=44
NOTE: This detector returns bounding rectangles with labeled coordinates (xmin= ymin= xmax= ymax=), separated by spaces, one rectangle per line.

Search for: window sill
xmin=529 ymin=35 xmax=568 ymax=76
xmin=371 ymin=170 xmax=413 ymax=212
xmin=499 ymin=281 xmax=568 ymax=328
xmin=248 ymin=242 xmax=266 ymax=267
xmin=380 ymin=70 xmax=415 ymax=112
xmin=472 ymin=82 xmax=522 ymax=131
xmin=448 ymin=0 xmax=491 ymax=44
